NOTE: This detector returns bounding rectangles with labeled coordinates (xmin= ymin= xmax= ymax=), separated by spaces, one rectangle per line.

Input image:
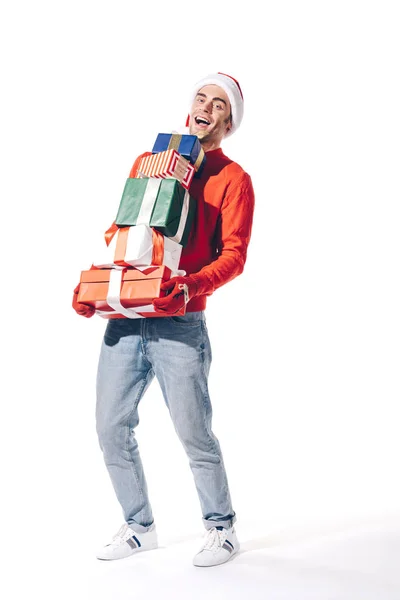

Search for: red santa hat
xmin=185 ymin=72 xmax=244 ymax=138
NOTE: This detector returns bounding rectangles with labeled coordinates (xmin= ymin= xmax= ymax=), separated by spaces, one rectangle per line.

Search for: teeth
xmin=196 ymin=117 xmax=210 ymax=125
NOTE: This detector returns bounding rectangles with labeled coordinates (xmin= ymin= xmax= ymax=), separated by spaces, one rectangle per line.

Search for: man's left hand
xmin=153 ymin=276 xmax=198 ymax=314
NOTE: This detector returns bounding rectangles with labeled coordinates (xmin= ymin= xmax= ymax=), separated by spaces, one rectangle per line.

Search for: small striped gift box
xmin=136 ymin=149 xmax=195 ymax=190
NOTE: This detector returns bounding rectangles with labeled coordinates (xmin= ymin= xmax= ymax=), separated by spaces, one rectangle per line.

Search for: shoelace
xmin=110 ymin=524 xmax=130 ymax=546
xmin=202 ymin=527 xmax=228 ymax=552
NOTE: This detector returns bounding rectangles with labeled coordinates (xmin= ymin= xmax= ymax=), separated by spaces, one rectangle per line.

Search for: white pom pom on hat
xmin=185 ymin=72 xmax=244 ymax=138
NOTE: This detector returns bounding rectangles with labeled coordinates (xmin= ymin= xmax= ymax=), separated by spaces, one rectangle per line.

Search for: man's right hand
xmin=72 ymin=284 xmax=95 ymax=318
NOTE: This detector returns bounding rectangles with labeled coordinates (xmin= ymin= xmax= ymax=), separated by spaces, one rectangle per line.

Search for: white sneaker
xmin=96 ymin=523 xmax=158 ymax=560
xmin=193 ymin=526 xmax=240 ymax=567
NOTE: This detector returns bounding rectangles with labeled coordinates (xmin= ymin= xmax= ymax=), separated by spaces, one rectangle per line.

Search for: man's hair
xmin=224 ymin=112 xmax=233 ymax=125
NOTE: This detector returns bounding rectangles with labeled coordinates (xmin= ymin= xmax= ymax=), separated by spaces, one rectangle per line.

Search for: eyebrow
xmin=196 ymin=92 xmax=227 ymax=106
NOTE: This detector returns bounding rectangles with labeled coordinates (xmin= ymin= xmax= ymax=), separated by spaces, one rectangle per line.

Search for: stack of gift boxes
xmin=77 ymin=133 xmax=206 ymax=319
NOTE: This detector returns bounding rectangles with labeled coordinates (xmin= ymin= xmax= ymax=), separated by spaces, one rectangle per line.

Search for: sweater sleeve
xmin=128 ymin=152 xmax=151 ymax=178
xmin=190 ymin=172 xmax=255 ymax=296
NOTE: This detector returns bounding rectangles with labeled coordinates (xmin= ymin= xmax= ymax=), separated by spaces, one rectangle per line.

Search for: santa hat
xmin=185 ymin=72 xmax=244 ymax=138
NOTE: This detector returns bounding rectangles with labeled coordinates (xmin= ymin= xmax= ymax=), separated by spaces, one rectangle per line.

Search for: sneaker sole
xmin=96 ymin=543 xmax=159 ymax=561
xmin=193 ymin=546 xmax=240 ymax=568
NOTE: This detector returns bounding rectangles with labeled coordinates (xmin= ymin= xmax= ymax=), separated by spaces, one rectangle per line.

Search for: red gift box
xmin=78 ymin=265 xmax=185 ymax=319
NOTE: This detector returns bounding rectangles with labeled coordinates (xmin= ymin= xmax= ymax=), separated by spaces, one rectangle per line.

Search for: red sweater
xmin=129 ymin=147 xmax=255 ymax=312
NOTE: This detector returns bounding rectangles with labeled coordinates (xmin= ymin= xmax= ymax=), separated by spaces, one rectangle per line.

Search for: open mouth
xmin=194 ymin=116 xmax=211 ymax=127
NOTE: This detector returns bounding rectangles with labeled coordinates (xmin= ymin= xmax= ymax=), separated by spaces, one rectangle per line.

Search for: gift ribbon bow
xmin=104 ymin=222 xmax=164 ymax=266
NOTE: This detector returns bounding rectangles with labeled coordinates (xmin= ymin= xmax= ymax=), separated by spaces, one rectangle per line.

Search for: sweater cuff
xmin=188 ymin=273 xmax=209 ymax=297
xmin=186 ymin=275 xmax=199 ymax=298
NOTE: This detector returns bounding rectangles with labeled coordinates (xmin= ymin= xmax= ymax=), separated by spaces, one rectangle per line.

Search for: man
xmin=72 ymin=72 xmax=255 ymax=567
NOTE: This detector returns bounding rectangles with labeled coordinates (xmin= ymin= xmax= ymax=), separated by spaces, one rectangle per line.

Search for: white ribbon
xmin=105 ymin=268 xmax=153 ymax=319
xmin=136 ymin=178 xmax=162 ymax=225
xmin=96 ymin=307 xmax=155 ymax=319
xmin=169 ymin=189 xmax=190 ymax=244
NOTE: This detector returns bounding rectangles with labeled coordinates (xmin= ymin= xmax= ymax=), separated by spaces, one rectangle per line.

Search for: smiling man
xmin=73 ymin=73 xmax=255 ymax=568
xmin=189 ymin=84 xmax=232 ymax=149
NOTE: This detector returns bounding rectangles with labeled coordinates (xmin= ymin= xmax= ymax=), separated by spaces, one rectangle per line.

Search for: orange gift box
xmin=78 ymin=265 xmax=185 ymax=318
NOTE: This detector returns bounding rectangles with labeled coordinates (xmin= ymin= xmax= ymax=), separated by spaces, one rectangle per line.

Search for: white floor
xmin=75 ymin=513 xmax=400 ymax=600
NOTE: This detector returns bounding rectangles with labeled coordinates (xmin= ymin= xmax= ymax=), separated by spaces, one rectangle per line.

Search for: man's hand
xmin=153 ymin=276 xmax=197 ymax=314
xmin=72 ymin=284 xmax=95 ymax=318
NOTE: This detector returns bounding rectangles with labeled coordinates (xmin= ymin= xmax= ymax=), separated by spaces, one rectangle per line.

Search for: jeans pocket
xmin=103 ymin=318 xmax=135 ymax=345
xmin=169 ymin=311 xmax=204 ymax=326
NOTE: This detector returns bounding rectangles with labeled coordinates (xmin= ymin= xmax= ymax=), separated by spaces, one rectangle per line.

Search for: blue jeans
xmin=96 ymin=311 xmax=236 ymax=532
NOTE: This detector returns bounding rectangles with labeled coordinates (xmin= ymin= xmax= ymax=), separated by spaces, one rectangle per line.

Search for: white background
xmin=1 ymin=1 xmax=399 ymax=598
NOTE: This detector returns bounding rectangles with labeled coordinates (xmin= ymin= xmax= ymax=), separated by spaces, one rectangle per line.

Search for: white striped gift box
xmin=137 ymin=149 xmax=195 ymax=190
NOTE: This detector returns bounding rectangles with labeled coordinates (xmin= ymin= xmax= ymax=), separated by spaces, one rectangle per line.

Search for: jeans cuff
xmin=127 ymin=521 xmax=155 ymax=533
xmin=202 ymin=513 xmax=237 ymax=531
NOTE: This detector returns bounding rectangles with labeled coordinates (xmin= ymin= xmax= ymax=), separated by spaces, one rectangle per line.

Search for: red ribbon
xmin=104 ymin=222 xmax=164 ymax=266
xmin=104 ymin=221 xmax=118 ymax=247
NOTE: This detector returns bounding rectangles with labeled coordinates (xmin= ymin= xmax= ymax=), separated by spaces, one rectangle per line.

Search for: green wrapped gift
xmin=115 ymin=178 xmax=196 ymax=247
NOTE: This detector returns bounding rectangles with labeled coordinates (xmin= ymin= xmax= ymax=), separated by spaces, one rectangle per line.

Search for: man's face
xmin=188 ymin=84 xmax=232 ymax=149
